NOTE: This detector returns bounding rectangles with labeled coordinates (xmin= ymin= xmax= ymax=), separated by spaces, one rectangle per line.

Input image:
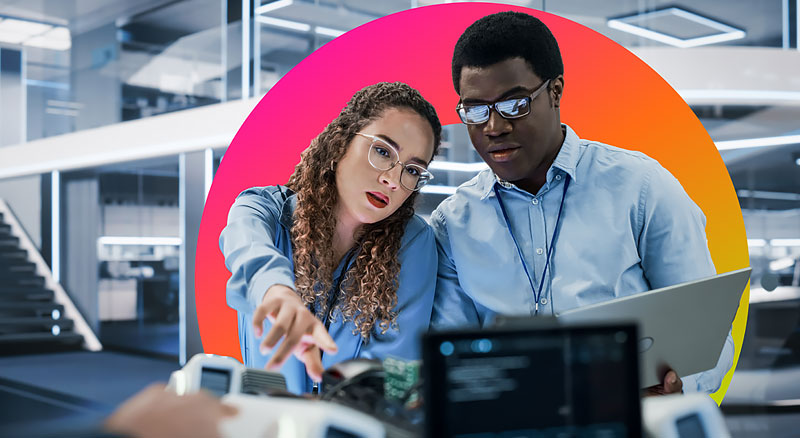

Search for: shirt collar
xmin=552 ymin=124 xmax=580 ymax=183
xmin=279 ymin=189 xmax=297 ymax=229
xmin=480 ymin=124 xmax=580 ymax=199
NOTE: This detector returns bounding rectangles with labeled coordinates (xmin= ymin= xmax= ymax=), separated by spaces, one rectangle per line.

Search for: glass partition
xmin=61 ymin=157 xmax=180 ymax=358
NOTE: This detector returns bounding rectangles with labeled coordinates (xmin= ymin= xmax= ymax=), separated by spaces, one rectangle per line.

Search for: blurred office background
xmin=0 ymin=0 xmax=798 ymax=436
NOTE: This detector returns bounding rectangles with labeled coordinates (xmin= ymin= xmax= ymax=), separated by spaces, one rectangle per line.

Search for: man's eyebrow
xmin=461 ymin=86 xmax=531 ymax=104
xmin=376 ymin=134 xmax=428 ymax=167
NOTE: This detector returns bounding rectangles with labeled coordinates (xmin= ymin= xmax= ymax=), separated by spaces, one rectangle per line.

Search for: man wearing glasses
xmin=429 ymin=11 xmax=733 ymax=394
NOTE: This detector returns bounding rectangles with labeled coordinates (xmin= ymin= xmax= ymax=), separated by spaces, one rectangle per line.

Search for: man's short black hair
xmin=452 ymin=11 xmax=564 ymax=94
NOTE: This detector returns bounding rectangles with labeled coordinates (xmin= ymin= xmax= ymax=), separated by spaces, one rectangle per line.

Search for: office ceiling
xmin=0 ymin=0 xmax=785 ymax=47
xmin=1 ymin=0 xmax=796 ymax=209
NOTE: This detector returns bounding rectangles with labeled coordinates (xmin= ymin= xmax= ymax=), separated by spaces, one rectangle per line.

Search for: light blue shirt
xmin=220 ymin=186 xmax=437 ymax=394
xmin=430 ymin=125 xmax=733 ymax=393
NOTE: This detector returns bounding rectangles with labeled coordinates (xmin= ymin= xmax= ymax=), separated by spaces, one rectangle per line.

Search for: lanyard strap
xmin=493 ymin=174 xmax=570 ymax=315
xmin=310 ymin=248 xmax=358 ymax=394
xmin=320 ymin=248 xmax=358 ymax=330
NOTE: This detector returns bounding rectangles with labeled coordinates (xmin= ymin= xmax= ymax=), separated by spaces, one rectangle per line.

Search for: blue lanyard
xmin=493 ymin=174 xmax=570 ymax=315
xmin=309 ymin=247 xmax=358 ymax=394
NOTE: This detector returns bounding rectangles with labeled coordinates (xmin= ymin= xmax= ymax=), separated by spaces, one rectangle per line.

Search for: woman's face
xmin=335 ymin=107 xmax=435 ymax=226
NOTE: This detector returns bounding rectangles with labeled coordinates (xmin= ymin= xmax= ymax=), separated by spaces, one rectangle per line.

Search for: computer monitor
xmin=423 ymin=320 xmax=642 ymax=438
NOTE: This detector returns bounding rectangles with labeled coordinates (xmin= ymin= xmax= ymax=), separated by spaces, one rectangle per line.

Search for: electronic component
xmin=642 ymin=393 xmax=730 ymax=438
xmin=167 ymin=353 xmax=286 ymax=396
xmin=383 ymin=356 xmax=420 ymax=406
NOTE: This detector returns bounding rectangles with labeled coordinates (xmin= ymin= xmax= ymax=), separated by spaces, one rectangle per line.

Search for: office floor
xmin=0 ymin=351 xmax=179 ymax=436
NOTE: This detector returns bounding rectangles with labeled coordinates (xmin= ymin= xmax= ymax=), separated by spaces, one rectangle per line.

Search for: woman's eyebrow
xmin=376 ymin=134 xmax=399 ymax=149
xmin=376 ymin=134 xmax=428 ymax=167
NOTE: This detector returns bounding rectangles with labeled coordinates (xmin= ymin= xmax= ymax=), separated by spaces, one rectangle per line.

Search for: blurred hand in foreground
xmin=105 ymin=383 xmax=237 ymax=438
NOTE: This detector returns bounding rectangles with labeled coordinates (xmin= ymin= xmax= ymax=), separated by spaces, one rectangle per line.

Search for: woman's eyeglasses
xmin=356 ymin=133 xmax=433 ymax=192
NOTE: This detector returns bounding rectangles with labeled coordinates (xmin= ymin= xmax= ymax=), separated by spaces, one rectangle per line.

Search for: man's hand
xmin=643 ymin=369 xmax=683 ymax=397
xmin=253 ymin=284 xmax=338 ymax=381
xmin=105 ymin=384 xmax=237 ymax=438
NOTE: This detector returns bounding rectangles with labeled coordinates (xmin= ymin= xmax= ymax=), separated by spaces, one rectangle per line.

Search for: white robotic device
xmin=167 ymin=353 xmax=262 ymax=396
xmin=167 ymin=354 xmax=386 ymax=438
xmin=642 ymin=393 xmax=731 ymax=438
xmin=219 ymin=393 xmax=385 ymax=438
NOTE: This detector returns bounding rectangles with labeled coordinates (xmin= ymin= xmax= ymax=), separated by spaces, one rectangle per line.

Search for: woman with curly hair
xmin=221 ymin=82 xmax=441 ymax=394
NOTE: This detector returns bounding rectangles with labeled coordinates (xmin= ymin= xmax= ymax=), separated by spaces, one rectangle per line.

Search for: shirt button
xmin=536 ymin=247 xmax=544 ymax=255
xmin=555 ymin=175 xmax=562 ymax=180
xmin=540 ymin=297 xmax=548 ymax=305
xmin=531 ymin=198 xmax=539 ymax=205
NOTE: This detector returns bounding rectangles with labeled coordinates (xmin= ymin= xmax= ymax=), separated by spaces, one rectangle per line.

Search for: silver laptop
xmin=557 ymin=267 xmax=751 ymax=388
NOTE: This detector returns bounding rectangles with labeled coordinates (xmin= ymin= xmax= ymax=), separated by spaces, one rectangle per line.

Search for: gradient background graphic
xmin=195 ymin=3 xmax=749 ymax=402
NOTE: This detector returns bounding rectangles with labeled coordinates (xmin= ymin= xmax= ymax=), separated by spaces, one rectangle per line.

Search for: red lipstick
xmin=366 ymin=192 xmax=388 ymax=208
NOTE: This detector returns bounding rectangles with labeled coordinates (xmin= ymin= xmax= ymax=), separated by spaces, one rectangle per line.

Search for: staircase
xmin=0 ymin=201 xmax=101 ymax=355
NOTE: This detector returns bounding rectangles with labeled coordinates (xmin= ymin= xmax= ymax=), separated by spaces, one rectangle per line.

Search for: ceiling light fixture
xmin=0 ymin=18 xmax=52 ymax=36
xmin=737 ymin=190 xmax=800 ymax=201
xmin=0 ymin=17 xmax=70 ymax=51
xmin=256 ymin=0 xmax=294 ymax=15
xmin=679 ymin=89 xmax=800 ymax=103
xmin=25 ymin=35 xmax=71 ymax=51
xmin=98 ymin=236 xmax=182 ymax=246
xmin=42 ymin=27 xmax=70 ymax=40
xmin=607 ymin=7 xmax=745 ymax=48
xmin=314 ymin=26 xmax=345 ymax=38
xmin=716 ymin=134 xmax=800 ymax=150
xmin=428 ymin=161 xmax=488 ymax=172
xmin=0 ymin=30 xmax=28 ymax=44
xmin=256 ymin=15 xmax=311 ymax=32
xmin=769 ymin=257 xmax=795 ymax=271
xmin=45 ymin=107 xmax=79 ymax=117
xmin=420 ymin=185 xmax=458 ymax=195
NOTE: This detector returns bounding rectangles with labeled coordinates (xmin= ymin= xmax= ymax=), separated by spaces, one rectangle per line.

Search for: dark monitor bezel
xmin=422 ymin=321 xmax=643 ymax=438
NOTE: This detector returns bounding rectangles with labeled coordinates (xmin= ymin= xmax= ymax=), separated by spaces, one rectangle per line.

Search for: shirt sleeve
xmin=637 ymin=165 xmax=732 ymax=393
xmin=429 ymin=208 xmax=482 ymax=329
xmin=637 ymin=164 xmax=716 ymax=288
xmin=359 ymin=217 xmax=437 ymax=361
xmin=682 ymin=329 xmax=735 ymax=394
xmin=219 ymin=187 xmax=296 ymax=313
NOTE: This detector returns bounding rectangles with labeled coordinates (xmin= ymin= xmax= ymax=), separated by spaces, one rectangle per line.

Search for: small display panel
xmin=676 ymin=413 xmax=707 ymax=438
xmin=324 ymin=426 xmax=364 ymax=438
xmin=200 ymin=367 xmax=231 ymax=397
xmin=424 ymin=323 xmax=641 ymax=438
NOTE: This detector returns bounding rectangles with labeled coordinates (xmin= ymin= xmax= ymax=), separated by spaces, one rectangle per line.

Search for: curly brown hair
xmin=285 ymin=82 xmax=442 ymax=341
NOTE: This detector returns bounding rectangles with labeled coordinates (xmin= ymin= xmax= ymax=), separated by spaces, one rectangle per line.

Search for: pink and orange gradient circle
xmin=195 ymin=3 xmax=749 ymax=402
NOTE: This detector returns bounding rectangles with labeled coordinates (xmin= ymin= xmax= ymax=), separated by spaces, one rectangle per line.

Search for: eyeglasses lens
xmin=462 ymin=106 xmax=489 ymax=124
xmin=459 ymin=96 xmax=533 ymax=124
xmin=496 ymin=98 xmax=529 ymax=118
xmin=368 ymin=142 xmax=396 ymax=170
xmin=368 ymin=142 xmax=425 ymax=191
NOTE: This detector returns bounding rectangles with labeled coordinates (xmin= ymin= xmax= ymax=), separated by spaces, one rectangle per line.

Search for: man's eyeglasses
xmin=456 ymin=79 xmax=551 ymax=125
xmin=356 ymin=133 xmax=433 ymax=192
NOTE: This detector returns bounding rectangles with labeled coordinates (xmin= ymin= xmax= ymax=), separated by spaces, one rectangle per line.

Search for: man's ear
xmin=550 ymin=75 xmax=564 ymax=108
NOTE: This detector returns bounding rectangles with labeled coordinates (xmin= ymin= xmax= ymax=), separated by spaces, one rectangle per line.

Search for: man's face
xmin=458 ymin=57 xmax=564 ymax=187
